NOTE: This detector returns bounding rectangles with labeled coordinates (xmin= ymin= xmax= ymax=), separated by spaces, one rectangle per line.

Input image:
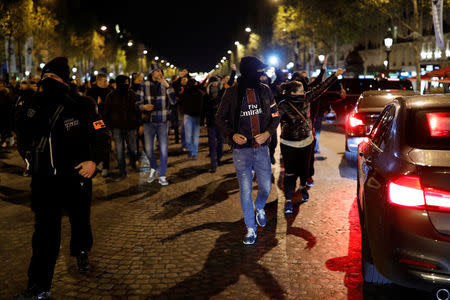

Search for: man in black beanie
xmin=103 ymin=75 xmax=140 ymax=181
xmin=16 ymin=57 xmax=109 ymax=300
xmin=216 ymin=56 xmax=280 ymax=245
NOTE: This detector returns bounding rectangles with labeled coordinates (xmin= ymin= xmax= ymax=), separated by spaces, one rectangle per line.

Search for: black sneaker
xmin=301 ymin=188 xmax=310 ymax=202
xmin=76 ymin=251 xmax=89 ymax=274
xmin=17 ymin=287 xmax=51 ymax=300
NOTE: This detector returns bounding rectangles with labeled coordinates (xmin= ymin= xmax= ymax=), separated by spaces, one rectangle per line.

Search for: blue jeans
xmin=233 ymin=145 xmax=272 ymax=230
xmin=314 ymin=113 xmax=323 ymax=152
xmin=207 ymin=126 xmax=223 ymax=167
xmin=184 ymin=114 xmax=200 ymax=156
xmin=112 ymin=128 xmax=138 ymax=175
xmin=143 ymin=122 xmax=169 ymax=176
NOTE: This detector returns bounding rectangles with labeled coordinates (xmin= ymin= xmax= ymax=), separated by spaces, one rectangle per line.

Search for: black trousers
xmin=28 ymin=174 xmax=93 ymax=291
xmin=281 ymin=142 xmax=314 ymax=200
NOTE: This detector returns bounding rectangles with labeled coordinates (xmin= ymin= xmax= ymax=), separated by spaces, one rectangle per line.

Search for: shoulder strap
xmin=287 ymin=102 xmax=313 ymax=132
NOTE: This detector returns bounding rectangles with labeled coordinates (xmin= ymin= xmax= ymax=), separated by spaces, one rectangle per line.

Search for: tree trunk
xmin=413 ymin=0 xmax=421 ymax=93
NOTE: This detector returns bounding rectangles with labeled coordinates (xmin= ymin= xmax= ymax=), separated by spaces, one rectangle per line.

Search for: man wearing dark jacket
xmin=86 ymin=73 xmax=112 ymax=177
xmin=182 ymin=79 xmax=204 ymax=159
xmin=16 ymin=57 xmax=109 ymax=300
xmin=104 ymin=75 xmax=140 ymax=180
xmin=216 ymin=56 xmax=280 ymax=245
xmin=202 ymin=76 xmax=224 ymax=172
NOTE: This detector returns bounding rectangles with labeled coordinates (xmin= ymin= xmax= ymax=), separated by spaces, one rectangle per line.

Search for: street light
xmin=268 ymin=55 xmax=279 ymax=66
xmin=155 ymin=56 xmax=159 ymax=61
xmin=245 ymin=27 xmax=251 ymax=33
xmin=39 ymin=63 xmax=45 ymax=69
xmin=72 ymin=67 xmax=77 ymax=73
xmin=384 ymin=29 xmax=393 ymax=74
xmin=143 ymin=50 xmax=148 ymax=55
xmin=166 ymin=62 xmax=170 ymax=66
xmin=318 ymin=55 xmax=325 ymax=63
xmin=234 ymin=41 xmax=240 ymax=46
xmin=227 ymin=50 xmax=232 ymax=54
xmin=127 ymin=41 xmax=133 ymax=47
xmin=100 ymin=25 xmax=107 ymax=31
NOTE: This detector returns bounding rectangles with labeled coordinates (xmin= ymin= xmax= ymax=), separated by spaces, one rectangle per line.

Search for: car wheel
xmin=361 ymin=225 xmax=391 ymax=285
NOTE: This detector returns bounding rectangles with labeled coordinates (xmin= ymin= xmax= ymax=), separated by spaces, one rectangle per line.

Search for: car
xmin=357 ymin=94 xmax=450 ymax=298
xmin=321 ymin=78 xmax=413 ymax=124
xmin=345 ymin=90 xmax=416 ymax=159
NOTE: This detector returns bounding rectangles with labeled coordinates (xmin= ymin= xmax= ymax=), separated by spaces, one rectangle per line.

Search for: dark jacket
xmin=86 ymin=85 xmax=112 ymax=116
xmin=215 ymin=82 xmax=280 ymax=146
xmin=16 ymin=90 xmax=109 ymax=177
xmin=181 ymin=85 xmax=204 ymax=117
xmin=278 ymin=74 xmax=337 ymax=141
xmin=202 ymin=83 xmax=224 ymax=127
xmin=103 ymin=89 xmax=140 ymax=129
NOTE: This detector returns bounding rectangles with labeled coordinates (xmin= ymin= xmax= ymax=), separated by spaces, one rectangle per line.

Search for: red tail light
xmin=424 ymin=187 xmax=450 ymax=212
xmin=426 ymin=112 xmax=450 ymax=137
xmin=388 ymin=175 xmax=450 ymax=212
xmin=349 ymin=113 xmax=364 ymax=127
xmin=388 ymin=176 xmax=425 ymax=208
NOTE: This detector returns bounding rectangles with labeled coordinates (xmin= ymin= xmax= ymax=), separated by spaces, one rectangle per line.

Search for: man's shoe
xmin=284 ymin=200 xmax=293 ymax=214
xmin=243 ymin=227 xmax=257 ymax=245
xmin=76 ymin=251 xmax=89 ymax=274
xmin=158 ymin=176 xmax=169 ymax=186
xmin=17 ymin=288 xmax=51 ymax=300
xmin=147 ymin=168 xmax=158 ymax=183
xmin=306 ymin=177 xmax=314 ymax=187
xmin=113 ymin=174 xmax=127 ymax=182
xmin=256 ymin=209 xmax=266 ymax=227
xmin=101 ymin=169 xmax=110 ymax=178
xmin=301 ymin=188 xmax=310 ymax=202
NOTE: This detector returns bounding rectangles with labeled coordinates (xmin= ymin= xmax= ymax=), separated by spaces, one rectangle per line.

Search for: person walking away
xmin=278 ymin=68 xmax=343 ymax=214
xmin=182 ymin=79 xmax=204 ymax=160
xmin=202 ymin=76 xmax=224 ymax=172
xmin=16 ymin=57 xmax=109 ymax=300
xmin=216 ymin=56 xmax=280 ymax=245
xmin=137 ymin=64 xmax=176 ymax=186
xmin=103 ymin=75 xmax=140 ymax=181
xmin=86 ymin=73 xmax=112 ymax=177
xmin=0 ymin=80 xmax=14 ymax=148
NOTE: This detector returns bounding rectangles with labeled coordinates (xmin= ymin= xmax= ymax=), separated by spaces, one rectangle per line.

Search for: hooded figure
xmin=115 ymin=75 xmax=130 ymax=96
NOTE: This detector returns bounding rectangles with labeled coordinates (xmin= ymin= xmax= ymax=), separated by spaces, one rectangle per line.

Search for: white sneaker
xmin=158 ymin=176 xmax=169 ymax=186
xmin=147 ymin=168 xmax=158 ymax=183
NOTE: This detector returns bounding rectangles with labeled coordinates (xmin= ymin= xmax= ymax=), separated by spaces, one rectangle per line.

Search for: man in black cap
xmin=216 ymin=56 xmax=280 ymax=245
xmin=16 ymin=57 xmax=109 ymax=300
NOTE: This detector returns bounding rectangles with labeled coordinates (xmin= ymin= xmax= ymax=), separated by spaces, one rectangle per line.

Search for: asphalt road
xmin=0 ymin=124 xmax=432 ymax=299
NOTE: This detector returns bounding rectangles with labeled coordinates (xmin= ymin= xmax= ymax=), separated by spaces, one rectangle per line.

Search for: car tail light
xmin=388 ymin=176 xmax=425 ymax=208
xmin=388 ymin=176 xmax=450 ymax=212
xmin=426 ymin=112 xmax=450 ymax=137
xmin=424 ymin=187 xmax=450 ymax=212
xmin=349 ymin=113 xmax=364 ymax=127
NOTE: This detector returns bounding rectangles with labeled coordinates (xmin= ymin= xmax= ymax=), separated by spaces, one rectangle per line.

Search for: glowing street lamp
xmin=227 ymin=50 xmax=232 ymax=54
xmin=39 ymin=63 xmax=45 ymax=69
xmin=155 ymin=56 xmax=159 ymax=61
xmin=268 ymin=55 xmax=279 ymax=66
xmin=245 ymin=27 xmax=251 ymax=33
xmin=384 ymin=29 xmax=393 ymax=73
xmin=94 ymin=70 xmax=99 ymax=76
xmin=222 ymin=56 xmax=226 ymax=60
xmin=318 ymin=55 xmax=325 ymax=63
xmin=72 ymin=67 xmax=77 ymax=73
xmin=170 ymin=64 xmax=174 ymax=68
xmin=234 ymin=41 xmax=240 ymax=46
xmin=100 ymin=25 xmax=107 ymax=31
xmin=216 ymin=64 xmax=219 ymax=68
xmin=161 ymin=60 xmax=165 ymax=63
xmin=166 ymin=62 xmax=170 ymax=66
xmin=143 ymin=50 xmax=148 ymax=55
xmin=127 ymin=41 xmax=133 ymax=47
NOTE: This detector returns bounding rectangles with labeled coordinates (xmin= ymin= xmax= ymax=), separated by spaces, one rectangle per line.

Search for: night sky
xmin=62 ymin=0 xmax=276 ymax=72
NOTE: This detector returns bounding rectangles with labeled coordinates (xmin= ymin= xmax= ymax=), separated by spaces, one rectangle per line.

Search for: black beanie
xmin=116 ymin=75 xmax=129 ymax=87
xmin=41 ymin=57 xmax=70 ymax=83
xmin=239 ymin=56 xmax=268 ymax=75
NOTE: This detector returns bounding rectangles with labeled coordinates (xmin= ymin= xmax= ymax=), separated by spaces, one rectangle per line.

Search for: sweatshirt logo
xmin=240 ymin=104 xmax=262 ymax=117
xmin=64 ymin=118 xmax=80 ymax=131
xmin=93 ymin=120 xmax=106 ymax=130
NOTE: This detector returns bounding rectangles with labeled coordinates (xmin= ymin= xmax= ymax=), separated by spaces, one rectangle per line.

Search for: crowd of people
xmin=1 ymin=55 xmax=345 ymax=299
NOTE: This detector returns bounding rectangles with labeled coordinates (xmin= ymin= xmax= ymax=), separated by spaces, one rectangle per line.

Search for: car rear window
xmin=407 ymin=108 xmax=450 ymax=150
xmin=358 ymin=95 xmax=392 ymax=109
xmin=377 ymin=80 xmax=413 ymax=90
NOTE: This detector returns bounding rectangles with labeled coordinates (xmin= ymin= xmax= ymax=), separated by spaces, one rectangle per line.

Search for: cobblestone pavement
xmin=0 ymin=125 xmax=431 ymax=300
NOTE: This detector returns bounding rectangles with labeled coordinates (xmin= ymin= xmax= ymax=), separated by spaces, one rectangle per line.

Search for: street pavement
xmin=0 ymin=124 xmax=431 ymax=299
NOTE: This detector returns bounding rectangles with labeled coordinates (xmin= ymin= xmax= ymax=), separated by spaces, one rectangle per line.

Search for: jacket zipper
xmin=49 ymin=133 xmax=56 ymax=175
